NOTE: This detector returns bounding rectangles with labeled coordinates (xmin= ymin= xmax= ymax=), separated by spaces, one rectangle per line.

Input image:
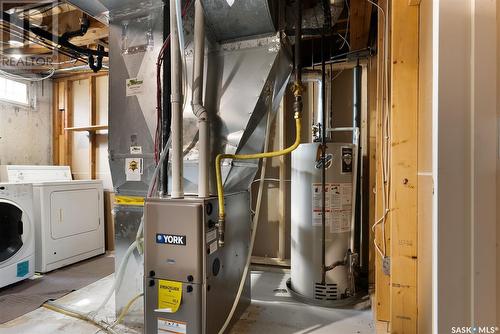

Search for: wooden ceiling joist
xmin=349 ymin=0 xmax=373 ymax=50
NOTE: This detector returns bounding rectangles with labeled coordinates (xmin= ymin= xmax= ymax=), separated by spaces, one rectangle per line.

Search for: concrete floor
xmin=0 ymin=270 xmax=376 ymax=334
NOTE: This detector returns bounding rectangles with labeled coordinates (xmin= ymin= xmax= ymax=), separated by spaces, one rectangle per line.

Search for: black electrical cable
xmin=160 ymin=1 xmax=172 ymax=196
xmin=320 ymin=31 xmax=327 ymax=286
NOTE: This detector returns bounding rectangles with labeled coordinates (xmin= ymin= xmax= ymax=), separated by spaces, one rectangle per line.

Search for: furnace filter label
xmin=158 ymin=317 xmax=186 ymax=334
xmin=157 ymin=280 xmax=182 ymax=313
xmin=312 ymin=183 xmax=352 ymax=233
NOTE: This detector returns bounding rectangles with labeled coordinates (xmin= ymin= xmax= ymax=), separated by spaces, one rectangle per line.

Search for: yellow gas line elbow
xmin=215 ymin=112 xmax=302 ymax=246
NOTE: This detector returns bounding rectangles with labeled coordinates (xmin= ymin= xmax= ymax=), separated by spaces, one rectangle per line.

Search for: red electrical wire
xmin=154 ymin=0 xmax=192 ymax=164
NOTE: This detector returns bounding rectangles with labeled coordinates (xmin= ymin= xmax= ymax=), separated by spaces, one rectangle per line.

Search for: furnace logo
xmin=156 ymin=234 xmax=187 ymax=246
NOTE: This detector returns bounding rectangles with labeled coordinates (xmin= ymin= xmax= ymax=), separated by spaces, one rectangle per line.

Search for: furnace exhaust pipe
xmin=192 ymin=0 xmax=209 ymax=197
xmin=170 ymin=0 xmax=184 ymax=198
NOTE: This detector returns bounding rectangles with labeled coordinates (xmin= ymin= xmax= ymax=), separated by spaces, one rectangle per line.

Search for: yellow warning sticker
xmin=157 ymin=280 xmax=182 ymax=313
xmin=114 ymin=195 xmax=145 ymax=206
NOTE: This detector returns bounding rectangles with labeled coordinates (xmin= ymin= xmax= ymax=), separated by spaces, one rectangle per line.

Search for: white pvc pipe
xmin=175 ymin=0 xmax=185 ymax=54
xmin=302 ymin=70 xmax=323 ymax=128
xmin=170 ymin=0 xmax=184 ymax=198
xmin=192 ymin=0 xmax=209 ymax=197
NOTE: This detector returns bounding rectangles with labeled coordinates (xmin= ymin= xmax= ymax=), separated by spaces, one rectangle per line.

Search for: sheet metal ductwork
xmin=201 ymin=0 xmax=278 ymax=41
xmin=68 ymin=0 xmax=291 ymax=325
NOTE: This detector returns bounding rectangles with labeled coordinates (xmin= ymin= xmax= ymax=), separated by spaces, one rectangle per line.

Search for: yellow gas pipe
xmin=215 ymin=107 xmax=302 ymax=246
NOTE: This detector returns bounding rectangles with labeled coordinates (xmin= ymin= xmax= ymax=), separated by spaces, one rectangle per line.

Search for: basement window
xmin=0 ymin=77 xmax=28 ymax=105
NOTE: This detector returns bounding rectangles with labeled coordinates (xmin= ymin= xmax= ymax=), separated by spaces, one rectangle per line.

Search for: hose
xmin=110 ymin=293 xmax=144 ymax=328
xmin=92 ymin=240 xmax=139 ymax=314
xmin=217 ymin=111 xmax=273 ymax=334
xmin=43 ymin=302 xmax=119 ymax=334
xmin=215 ymin=112 xmax=302 ymax=245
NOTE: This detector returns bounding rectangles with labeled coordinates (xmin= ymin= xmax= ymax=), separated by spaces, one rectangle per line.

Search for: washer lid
xmin=0 ymin=201 xmax=26 ymax=263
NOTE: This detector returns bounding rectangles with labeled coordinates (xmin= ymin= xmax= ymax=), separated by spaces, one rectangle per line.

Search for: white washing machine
xmin=0 ymin=165 xmax=105 ymax=273
xmin=0 ymin=183 xmax=35 ymax=288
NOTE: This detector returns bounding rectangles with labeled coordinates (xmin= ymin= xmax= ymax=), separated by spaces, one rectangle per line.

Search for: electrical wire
xmin=154 ymin=0 xmax=192 ymax=163
xmin=0 ymin=68 xmax=55 ymax=81
xmin=337 ymin=32 xmax=351 ymax=50
xmin=367 ymin=0 xmax=390 ymax=259
xmin=339 ymin=0 xmax=350 ymax=50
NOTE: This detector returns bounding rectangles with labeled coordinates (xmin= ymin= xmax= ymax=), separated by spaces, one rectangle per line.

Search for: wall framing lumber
xmin=63 ymin=81 xmax=73 ymax=166
xmin=52 ymin=81 xmax=60 ymax=165
xmin=389 ymin=1 xmax=419 ymax=333
xmin=89 ymin=76 xmax=97 ymax=179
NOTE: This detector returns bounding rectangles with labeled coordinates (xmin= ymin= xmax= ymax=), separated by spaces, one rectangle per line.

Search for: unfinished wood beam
xmin=389 ymin=1 xmax=419 ymax=333
xmin=63 ymin=81 xmax=73 ymax=167
xmin=70 ymin=27 xmax=108 ymax=46
xmin=52 ymin=81 xmax=59 ymax=165
xmin=89 ymin=76 xmax=97 ymax=179
xmin=349 ymin=0 xmax=373 ymax=50
xmin=54 ymin=71 xmax=108 ymax=82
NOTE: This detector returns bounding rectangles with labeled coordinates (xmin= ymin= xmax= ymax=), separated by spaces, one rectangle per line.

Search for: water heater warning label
xmin=312 ymin=183 xmax=352 ymax=233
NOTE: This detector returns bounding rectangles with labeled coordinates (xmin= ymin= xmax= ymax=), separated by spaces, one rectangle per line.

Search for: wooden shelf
xmin=64 ymin=125 xmax=108 ymax=132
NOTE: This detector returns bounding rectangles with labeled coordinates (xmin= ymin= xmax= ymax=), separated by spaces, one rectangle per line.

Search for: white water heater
xmin=289 ymin=142 xmax=357 ymax=303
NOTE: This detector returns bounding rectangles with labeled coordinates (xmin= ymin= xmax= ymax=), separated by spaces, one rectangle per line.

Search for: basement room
xmin=0 ymin=1 xmax=498 ymax=333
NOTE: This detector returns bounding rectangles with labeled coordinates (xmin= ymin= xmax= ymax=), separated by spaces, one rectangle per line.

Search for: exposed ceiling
xmin=0 ymin=0 xmax=109 ymax=76
xmin=0 ymin=0 xmax=374 ymax=77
